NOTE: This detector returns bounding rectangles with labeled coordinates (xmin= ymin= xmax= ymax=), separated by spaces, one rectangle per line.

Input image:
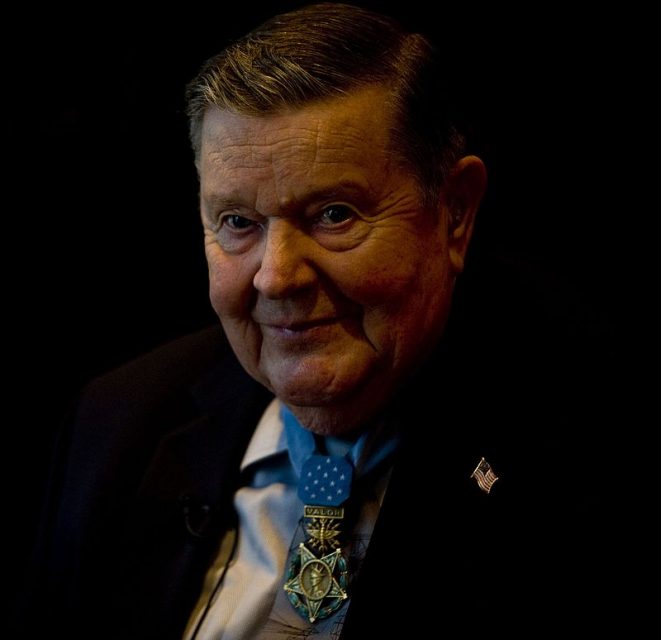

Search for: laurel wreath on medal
xmin=284 ymin=543 xmax=349 ymax=623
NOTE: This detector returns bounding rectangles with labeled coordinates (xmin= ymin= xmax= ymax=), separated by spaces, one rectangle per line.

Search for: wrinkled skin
xmin=199 ymin=86 xmax=485 ymax=434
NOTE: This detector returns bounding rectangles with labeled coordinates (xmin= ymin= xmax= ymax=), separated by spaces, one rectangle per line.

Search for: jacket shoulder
xmin=81 ymin=323 xmax=231 ymax=415
xmin=62 ymin=323 xmax=243 ymax=507
xmin=17 ymin=325 xmax=255 ymax=637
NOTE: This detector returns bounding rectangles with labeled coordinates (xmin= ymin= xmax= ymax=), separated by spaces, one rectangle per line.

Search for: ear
xmin=443 ymin=155 xmax=487 ymax=274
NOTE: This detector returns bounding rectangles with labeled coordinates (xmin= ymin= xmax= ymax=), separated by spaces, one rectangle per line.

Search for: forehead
xmin=199 ymin=86 xmax=396 ymax=196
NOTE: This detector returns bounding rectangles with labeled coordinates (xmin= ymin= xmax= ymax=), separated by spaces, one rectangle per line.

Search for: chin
xmin=283 ymin=402 xmax=367 ymax=436
xmin=269 ymin=372 xmax=364 ymax=409
xmin=275 ymin=377 xmax=389 ymax=436
xmin=260 ymin=356 xmax=390 ymax=432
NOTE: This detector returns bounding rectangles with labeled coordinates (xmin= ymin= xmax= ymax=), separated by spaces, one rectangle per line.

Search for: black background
xmin=8 ymin=0 xmax=625 ymax=606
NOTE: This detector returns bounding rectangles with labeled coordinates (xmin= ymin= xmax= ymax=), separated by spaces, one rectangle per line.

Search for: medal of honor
xmin=284 ymin=455 xmax=353 ymax=622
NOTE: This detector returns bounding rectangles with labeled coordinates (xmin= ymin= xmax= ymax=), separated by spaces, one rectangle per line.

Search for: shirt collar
xmin=239 ymin=398 xmax=287 ymax=472
xmin=281 ymin=404 xmax=401 ymax=480
xmin=240 ymin=399 xmax=402 ymax=481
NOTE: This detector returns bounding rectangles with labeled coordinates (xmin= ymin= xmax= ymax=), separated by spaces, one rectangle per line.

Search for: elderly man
xmin=21 ymin=3 xmax=620 ymax=639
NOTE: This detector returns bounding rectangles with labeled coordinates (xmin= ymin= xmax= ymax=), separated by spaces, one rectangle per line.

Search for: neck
xmin=284 ymin=402 xmax=379 ymax=438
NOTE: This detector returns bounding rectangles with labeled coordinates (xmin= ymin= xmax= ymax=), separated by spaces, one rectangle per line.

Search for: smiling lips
xmin=270 ymin=317 xmax=338 ymax=330
xmin=261 ymin=317 xmax=345 ymax=339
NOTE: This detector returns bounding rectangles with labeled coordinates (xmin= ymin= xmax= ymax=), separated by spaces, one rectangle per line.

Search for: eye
xmin=221 ymin=213 xmax=255 ymax=230
xmin=211 ymin=209 xmax=262 ymax=253
xmin=318 ymin=205 xmax=355 ymax=226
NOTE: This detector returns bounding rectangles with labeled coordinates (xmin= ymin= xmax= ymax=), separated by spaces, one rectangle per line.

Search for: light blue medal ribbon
xmin=281 ymin=405 xmax=399 ymax=623
xmin=298 ymin=455 xmax=353 ymax=507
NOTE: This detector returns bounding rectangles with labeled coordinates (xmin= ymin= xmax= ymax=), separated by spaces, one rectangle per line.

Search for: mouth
xmin=264 ymin=317 xmax=340 ymax=333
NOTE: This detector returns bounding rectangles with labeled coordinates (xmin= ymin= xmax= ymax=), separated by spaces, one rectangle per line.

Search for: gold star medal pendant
xmin=284 ymin=455 xmax=352 ymax=622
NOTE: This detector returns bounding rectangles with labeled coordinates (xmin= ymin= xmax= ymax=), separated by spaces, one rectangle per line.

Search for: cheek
xmin=205 ymin=241 xmax=256 ymax=319
xmin=332 ymin=235 xmax=452 ymax=343
xmin=333 ymin=235 xmax=441 ymax=306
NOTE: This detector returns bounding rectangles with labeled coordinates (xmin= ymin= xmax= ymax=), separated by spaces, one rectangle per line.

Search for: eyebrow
xmin=203 ymin=194 xmax=244 ymax=211
xmin=298 ymin=181 xmax=371 ymax=206
xmin=203 ymin=179 xmax=373 ymax=215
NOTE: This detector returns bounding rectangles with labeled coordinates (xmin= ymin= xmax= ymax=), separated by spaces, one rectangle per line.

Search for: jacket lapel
xmin=108 ymin=357 xmax=273 ymax=639
xmin=339 ymin=329 xmax=524 ymax=637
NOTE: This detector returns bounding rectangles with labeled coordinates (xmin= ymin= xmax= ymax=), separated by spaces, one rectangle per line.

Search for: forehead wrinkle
xmin=205 ymin=133 xmax=324 ymax=177
xmin=200 ymin=88 xmax=399 ymax=214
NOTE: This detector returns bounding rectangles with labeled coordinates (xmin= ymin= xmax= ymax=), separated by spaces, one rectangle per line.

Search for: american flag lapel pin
xmin=471 ymin=457 xmax=499 ymax=494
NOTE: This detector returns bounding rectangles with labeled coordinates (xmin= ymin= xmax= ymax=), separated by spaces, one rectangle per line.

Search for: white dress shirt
xmin=184 ymin=399 xmax=392 ymax=639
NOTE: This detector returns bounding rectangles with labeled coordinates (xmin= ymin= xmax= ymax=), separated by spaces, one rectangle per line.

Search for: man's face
xmin=199 ymin=86 xmax=460 ymax=433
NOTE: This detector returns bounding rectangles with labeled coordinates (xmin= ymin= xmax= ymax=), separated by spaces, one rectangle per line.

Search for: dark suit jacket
xmin=18 ymin=263 xmax=627 ymax=638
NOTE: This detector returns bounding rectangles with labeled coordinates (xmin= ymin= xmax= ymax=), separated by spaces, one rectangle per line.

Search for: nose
xmin=253 ymin=220 xmax=318 ymax=299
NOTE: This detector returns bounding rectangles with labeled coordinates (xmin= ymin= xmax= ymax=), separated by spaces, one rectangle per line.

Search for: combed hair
xmin=185 ymin=3 xmax=465 ymax=207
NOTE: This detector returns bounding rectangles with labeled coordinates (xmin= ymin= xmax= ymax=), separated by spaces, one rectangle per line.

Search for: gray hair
xmin=185 ymin=3 xmax=466 ymax=208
